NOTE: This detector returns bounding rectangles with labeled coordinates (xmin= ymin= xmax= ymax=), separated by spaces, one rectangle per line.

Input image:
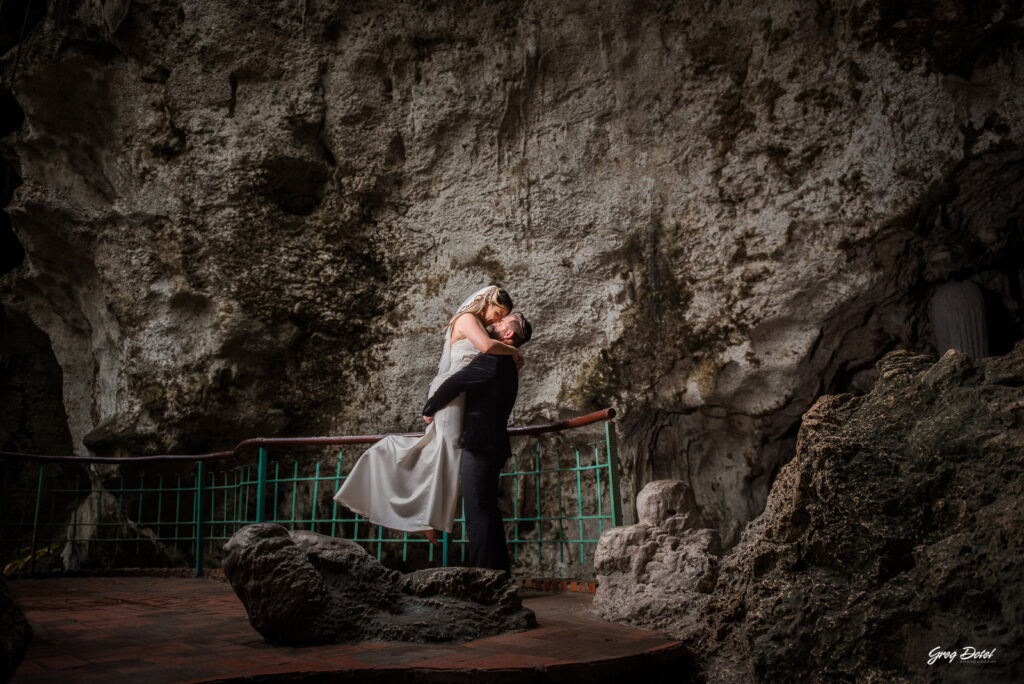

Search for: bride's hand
xmin=423 ymin=415 xmax=433 ymax=424
xmin=513 ymin=351 xmax=524 ymax=371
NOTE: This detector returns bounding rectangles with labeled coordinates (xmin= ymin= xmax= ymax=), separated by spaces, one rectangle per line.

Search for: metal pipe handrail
xmin=0 ymin=408 xmax=617 ymax=464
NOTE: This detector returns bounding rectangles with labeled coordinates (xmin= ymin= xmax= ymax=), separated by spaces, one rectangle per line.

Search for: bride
xmin=333 ymin=285 xmax=521 ymax=545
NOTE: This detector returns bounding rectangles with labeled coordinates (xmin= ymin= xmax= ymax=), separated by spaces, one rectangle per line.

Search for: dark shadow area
xmin=0 ymin=306 xmax=77 ymax=573
xmin=983 ymin=270 xmax=1024 ymax=357
xmin=262 ymin=157 xmax=331 ymax=216
xmin=1 ymin=86 xmax=25 ymax=276
xmin=0 ymin=0 xmax=46 ymax=56
xmin=0 ymin=306 xmax=72 ymax=456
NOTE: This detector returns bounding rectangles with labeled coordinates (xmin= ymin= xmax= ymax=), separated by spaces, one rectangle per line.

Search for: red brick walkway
xmin=9 ymin=576 xmax=689 ymax=683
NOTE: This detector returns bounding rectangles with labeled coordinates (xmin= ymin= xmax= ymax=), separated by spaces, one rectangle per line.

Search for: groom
xmin=422 ymin=312 xmax=533 ymax=576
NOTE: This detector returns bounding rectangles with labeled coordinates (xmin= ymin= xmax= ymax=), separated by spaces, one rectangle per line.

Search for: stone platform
xmin=9 ymin=576 xmax=693 ymax=683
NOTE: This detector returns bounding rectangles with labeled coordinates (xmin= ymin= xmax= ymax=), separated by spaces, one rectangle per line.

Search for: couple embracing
xmin=334 ymin=286 xmax=532 ymax=576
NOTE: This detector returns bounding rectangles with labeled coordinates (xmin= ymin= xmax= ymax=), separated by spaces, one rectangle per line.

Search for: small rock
xmin=636 ymin=480 xmax=699 ymax=526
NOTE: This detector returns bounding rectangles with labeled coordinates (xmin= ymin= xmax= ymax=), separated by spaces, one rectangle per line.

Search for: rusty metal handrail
xmin=0 ymin=408 xmax=617 ymax=464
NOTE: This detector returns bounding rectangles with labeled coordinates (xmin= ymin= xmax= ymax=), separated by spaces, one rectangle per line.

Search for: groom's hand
xmin=423 ymin=415 xmax=433 ymax=424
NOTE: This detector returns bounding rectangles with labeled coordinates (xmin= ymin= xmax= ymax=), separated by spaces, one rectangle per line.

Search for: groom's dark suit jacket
xmin=422 ymin=353 xmax=518 ymax=460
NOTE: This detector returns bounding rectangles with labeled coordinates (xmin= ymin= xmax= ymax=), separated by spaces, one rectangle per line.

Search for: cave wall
xmin=1 ymin=0 xmax=1022 ymax=546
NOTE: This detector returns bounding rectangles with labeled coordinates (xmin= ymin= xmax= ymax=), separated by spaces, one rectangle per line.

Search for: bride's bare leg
xmin=424 ymin=529 xmax=440 ymax=548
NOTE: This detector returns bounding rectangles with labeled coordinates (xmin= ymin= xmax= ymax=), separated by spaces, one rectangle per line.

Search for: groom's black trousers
xmin=460 ymin=448 xmax=510 ymax=577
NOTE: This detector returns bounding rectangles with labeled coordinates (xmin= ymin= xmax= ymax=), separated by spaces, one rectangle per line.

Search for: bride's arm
xmin=454 ymin=313 xmax=519 ymax=358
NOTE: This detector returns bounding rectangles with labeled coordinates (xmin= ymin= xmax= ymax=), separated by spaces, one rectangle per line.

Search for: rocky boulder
xmin=222 ymin=523 xmax=536 ymax=645
xmin=596 ymin=343 xmax=1024 ymax=681
xmin=675 ymin=343 xmax=1024 ymax=682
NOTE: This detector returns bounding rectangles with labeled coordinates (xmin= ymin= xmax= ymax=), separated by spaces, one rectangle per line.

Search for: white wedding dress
xmin=333 ymin=337 xmax=479 ymax=533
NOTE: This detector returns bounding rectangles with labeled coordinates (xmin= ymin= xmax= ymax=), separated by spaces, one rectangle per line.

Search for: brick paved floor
xmin=9 ymin=576 xmax=690 ymax=683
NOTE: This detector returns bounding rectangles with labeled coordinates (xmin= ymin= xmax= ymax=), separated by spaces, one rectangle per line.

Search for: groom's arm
xmin=422 ymin=354 xmax=501 ymax=418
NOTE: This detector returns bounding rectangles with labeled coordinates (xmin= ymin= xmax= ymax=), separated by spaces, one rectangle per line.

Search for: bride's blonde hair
xmin=445 ymin=286 xmax=514 ymax=331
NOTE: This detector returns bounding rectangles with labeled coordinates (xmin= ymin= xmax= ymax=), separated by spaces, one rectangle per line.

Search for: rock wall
xmin=595 ymin=343 xmax=1024 ymax=682
xmin=2 ymin=0 xmax=1023 ymax=548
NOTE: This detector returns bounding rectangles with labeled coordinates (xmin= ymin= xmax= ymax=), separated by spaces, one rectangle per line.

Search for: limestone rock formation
xmin=2 ymin=1 xmax=1024 ymax=559
xmin=655 ymin=344 xmax=1024 ymax=682
xmin=221 ymin=523 xmax=536 ymax=645
xmin=0 ymin=575 xmax=32 ymax=683
xmin=594 ymin=480 xmax=721 ymax=636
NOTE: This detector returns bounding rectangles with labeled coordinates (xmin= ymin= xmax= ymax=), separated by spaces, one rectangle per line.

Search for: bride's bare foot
xmin=424 ymin=529 xmax=441 ymax=548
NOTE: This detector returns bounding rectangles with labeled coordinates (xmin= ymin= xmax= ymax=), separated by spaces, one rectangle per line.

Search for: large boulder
xmin=0 ymin=576 xmax=32 ymax=683
xmin=678 ymin=343 xmax=1024 ymax=682
xmin=222 ymin=523 xmax=536 ymax=645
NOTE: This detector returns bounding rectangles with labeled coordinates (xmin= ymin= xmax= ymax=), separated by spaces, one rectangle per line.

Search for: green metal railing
xmin=1 ymin=409 xmax=621 ymax=578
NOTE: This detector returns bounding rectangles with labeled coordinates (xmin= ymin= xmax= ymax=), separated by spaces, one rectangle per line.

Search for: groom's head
xmin=492 ymin=312 xmax=532 ymax=347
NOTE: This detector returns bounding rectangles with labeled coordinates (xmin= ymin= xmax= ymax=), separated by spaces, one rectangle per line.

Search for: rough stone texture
xmin=593 ymin=479 xmax=720 ymax=637
xmin=2 ymin=1 xmax=1024 ymax=554
xmin=221 ymin=523 xmax=536 ymax=645
xmin=635 ymin=479 xmax=698 ymax=526
xmin=599 ymin=344 xmax=1024 ymax=683
xmin=0 ymin=575 xmax=32 ymax=683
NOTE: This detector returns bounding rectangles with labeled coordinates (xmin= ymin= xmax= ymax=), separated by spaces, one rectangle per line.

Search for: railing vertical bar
xmin=256 ymin=448 xmax=268 ymax=523
xmin=174 ymin=474 xmax=181 ymax=545
xmin=460 ymin=497 xmax=466 ymax=563
xmin=95 ymin=475 xmax=102 ymax=547
xmin=273 ymin=462 xmax=280 ymax=524
xmin=605 ymin=420 xmax=623 ymax=527
xmin=290 ymin=461 xmax=298 ymax=530
xmin=534 ymin=442 xmax=542 ymax=563
xmin=118 ymin=475 xmax=125 ymax=541
xmin=47 ymin=473 xmax=56 ymax=557
xmin=331 ymin=452 xmax=342 ymax=537
xmin=70 ymin=476 xmax=78 ymax=558
xmin=574 ymin=447 xmax=584 ymax=564
xmin=194 ymin=461 xmax=205 ymax=577
xmin=237 ymin=467 xmax=245 ymax=527
xmin=311 ymin=460 xmax=321 ymax=534
xmin=512 ymin=450 xmax=520 ymax=564
xmin=136 ymin=472 xmax=144 ymax=557
xmin=137 ymin=472 xmax=145 ymax=526
xmin=156 ymin=474 xmax=164 ymax=543
xmin=222 ymin=471 xmax=229 ymax=540
xmin=442 ymin=531 xmax=448 ymax=567
xmin=208 ymin=467 xmax=216 ymax=547
xmin=556 ymin=443 xmax=565 ymax=563
xmin=28 ymin=463 xmax=45 ymax=576
xmin=594 ymin=443 xmax=604 ymax=536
